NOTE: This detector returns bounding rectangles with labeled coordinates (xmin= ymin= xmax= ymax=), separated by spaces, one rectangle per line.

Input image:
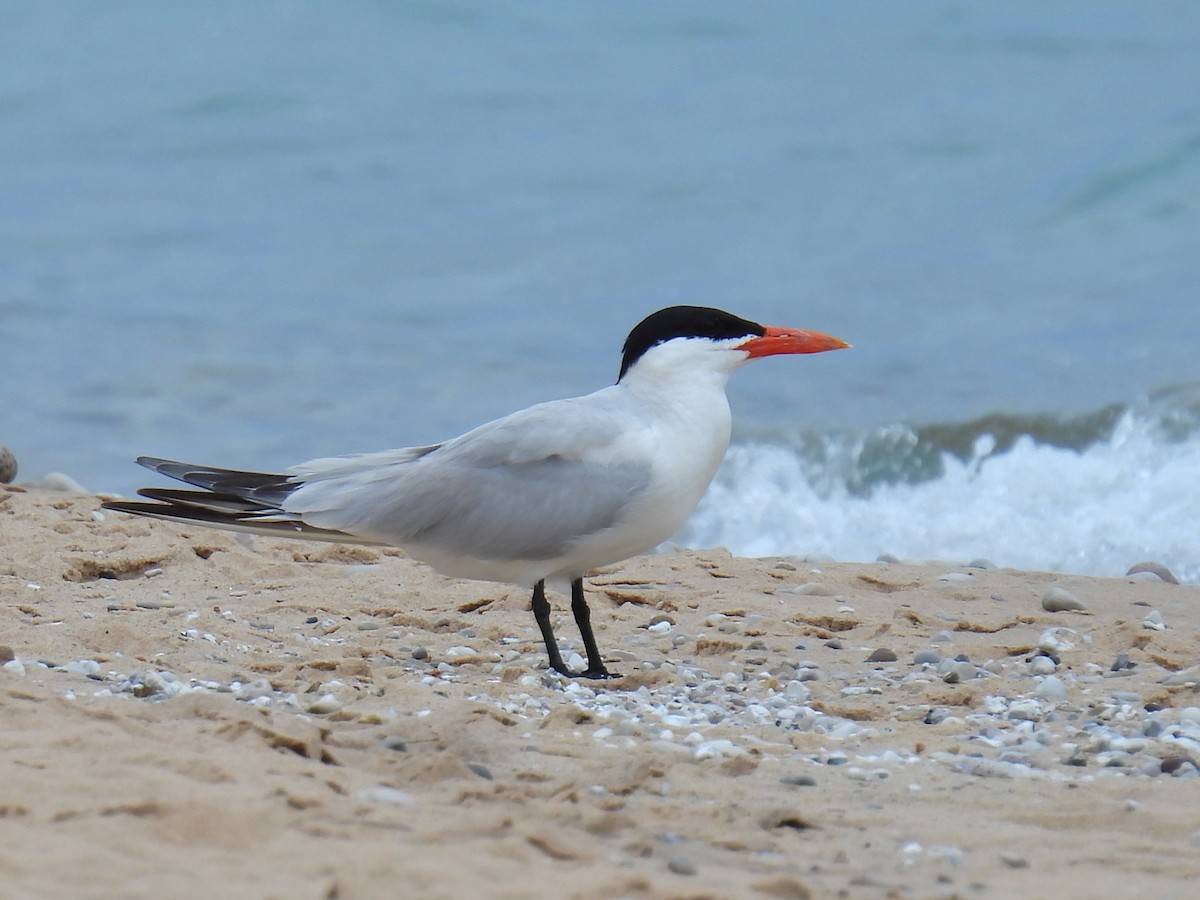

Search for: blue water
xmin=3 ymin=2 xmax=1199 ymax=579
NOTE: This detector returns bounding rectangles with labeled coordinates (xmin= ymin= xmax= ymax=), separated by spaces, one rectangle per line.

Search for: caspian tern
xmin=103 ymin=306 xmax=849 ymax=678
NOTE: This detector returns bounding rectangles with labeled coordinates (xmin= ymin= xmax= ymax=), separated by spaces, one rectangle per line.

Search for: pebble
xmin=913 ymin=649 xmax=941 ymax=665
xmin=1041 ymin=587 xmax=1086 ymax=612
xmin=1035 ymin=675 xmax=1068 ymax=701
xmin=1125 ymin=561 xmax=1179 ymax=584
xmin=1038 ymin=627 xmax=1077 ymax=655
xmin=780 ymin=774 xmax=817 ymax=787
xmin=0 ymin=646 xmax=14 ymax=664
xmin=667 ymin=856 xmax=697 ymax=876
xmin=788 ymin=582 xmax=838 ymax=596
xmin=1142 ymin=610 xmax=1167 ymax=631
xmin=466 ymin=762 xmax=493 ymax=780
xmin=306 ymin=693 xmax=342 ymax=714
xmin=63 ymin=659 xmax=102 ymax=679
xmin=1029 ymin=655 xmax=1057 ymax=676
xmin=939 ymin=660 xmax=977 ymax=684
xmin=0 ymin=445 xmax=18 ymax=483
xmin=357 ymin=786 xmax=417 ymax=808
xmin=866 ymin=648 xmax=898 ymax=663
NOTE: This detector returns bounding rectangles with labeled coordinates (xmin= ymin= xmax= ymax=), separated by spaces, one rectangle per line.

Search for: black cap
xmin=618 ymin=306 xmax=765 ymax=381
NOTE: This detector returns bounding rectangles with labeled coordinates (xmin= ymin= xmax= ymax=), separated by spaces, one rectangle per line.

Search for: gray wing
xmin=287 ymin=392 xmax=652 ymax=561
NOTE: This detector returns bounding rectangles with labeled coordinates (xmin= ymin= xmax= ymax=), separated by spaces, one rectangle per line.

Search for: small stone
xmin=357 ymin=786 xmax=416 ymax=807
xmin=466 ymin=762 xmax=493 ymax=780
xmin=0 ymin=445 xmax=18 ymax=483
xmin=1126 ymin=561 xmax=1179 ymax=584
xmin=792 ymin=582 xmax=837 ymax=596
xmin=780 ymin=774 xmax=817 ymax=787
xmin=306 ymin=693 xmax=342 ymax=714
xmin=1111 ymin=653 xmax=1134 ymax=672
xmin=999 ymin=852 xmax=1029 ymax=869
xmin=412 ymin=646 xmax=429 ymax=660
xmin=941 ymin=660 xmax=976 ymax=684
xmin=63 ymin=659 xmax=102 ymax=679
xmin=913 ymin=649 xmax=941 ymax=665
xmin=1035 ymin=674 xmax=1068 ymax=701
xmin=0 ymin=646 xmax=14 ymax=664
xmin=1042 ymin=587 xmax=1086 ymax=612
xmin=667 ymin=856 xmax=697 ymax=876
xmin=382 ymin=736 xmax=407 ymax=752
xmin=1029 ymin=655 xmax=1057 ymax=676
xmin=1038 ymin=627 xmax=1077 ymax=654
xmin=1142 ymin=610 xmax=1167 ymax=631
xmin=135 ymin=599 xmax=162 ymax=610
xmin=866 ymin=648 xmax=898 ymax=663
xmin=1161 ymin=668 xmax=1199 ymax=687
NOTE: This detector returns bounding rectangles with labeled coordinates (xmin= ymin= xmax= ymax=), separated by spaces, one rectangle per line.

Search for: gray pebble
xmin=940 ymin=660 xmax=977 ymax=684
xmin=1111 ymin=653 xmax=1134 ymax=672
xmin=1035 ymin=674 xmax=1068 ymax=701
xmin=1163 ymin=668 xmax=1200 ymax=686
xmin=1029 ymin=655 xmax=1057 ymax=676
xmin=0 ymin=646 xmax=14 ymax=664
xmin=1125 ymin=561 xmax=1179 ymax=584
xmin=866 ymin=648 xmax=898 ymax=663
xmin=930 ymin=630 xmax=954 ymax=644
xmin=1143 ymin=609 xmax=1167 ymax=630
xmin=913 ymin=649 xmax=941 ymax=665
xmin=412 ymin=646 xmax=429 ymax=660
xmin=0 ymin=445 xmax=17 ymax=483
xmin=467 ymin=762 xmax=493 ymax=780
xmin=780 ymin=774 xmax=817 ymax=787
xmin=382 ymin=736 xmax=407 ymax=752
xmin=792 ymin=582 xmax=838 ymax=596
xmin=667 ymin=857 xmax=697 ymax=876
xmin=1041 ymin=587 xmax=1086 ymax=612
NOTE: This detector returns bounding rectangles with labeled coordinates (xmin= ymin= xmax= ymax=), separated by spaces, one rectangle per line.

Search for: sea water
xmin=3 ymin=2 xmax=1198 ymax=579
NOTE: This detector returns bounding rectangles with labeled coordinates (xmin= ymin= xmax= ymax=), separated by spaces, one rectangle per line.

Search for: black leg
xmin=531 ymin=580 xmax=570 ymax=675
xmin=571 ymin=578 xmax=618 ymax=679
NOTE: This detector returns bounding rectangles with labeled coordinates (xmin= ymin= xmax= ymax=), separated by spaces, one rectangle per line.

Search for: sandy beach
xmin=2 ymin=483 xmax=1199 ymax=899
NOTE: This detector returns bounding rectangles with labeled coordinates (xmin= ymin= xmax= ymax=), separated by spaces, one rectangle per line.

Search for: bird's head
xmin=618 ymin=306 xmax=849 ymax=382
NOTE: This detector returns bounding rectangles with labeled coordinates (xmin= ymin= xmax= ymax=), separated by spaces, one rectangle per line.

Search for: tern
xmin=104 ymin=306 xmax=849 ymax=678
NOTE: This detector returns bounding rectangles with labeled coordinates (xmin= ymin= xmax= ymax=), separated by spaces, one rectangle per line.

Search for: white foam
xmin=681 ymin=412 xmax=1200 ymax=582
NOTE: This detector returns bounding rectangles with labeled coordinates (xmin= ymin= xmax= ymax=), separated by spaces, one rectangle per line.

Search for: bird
xmin=103 ymin=305 xmax=849 ymax=678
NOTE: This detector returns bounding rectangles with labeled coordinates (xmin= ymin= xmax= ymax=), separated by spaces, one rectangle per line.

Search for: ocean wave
xmin=682 ymin=386 xmax=1200 ymax=582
